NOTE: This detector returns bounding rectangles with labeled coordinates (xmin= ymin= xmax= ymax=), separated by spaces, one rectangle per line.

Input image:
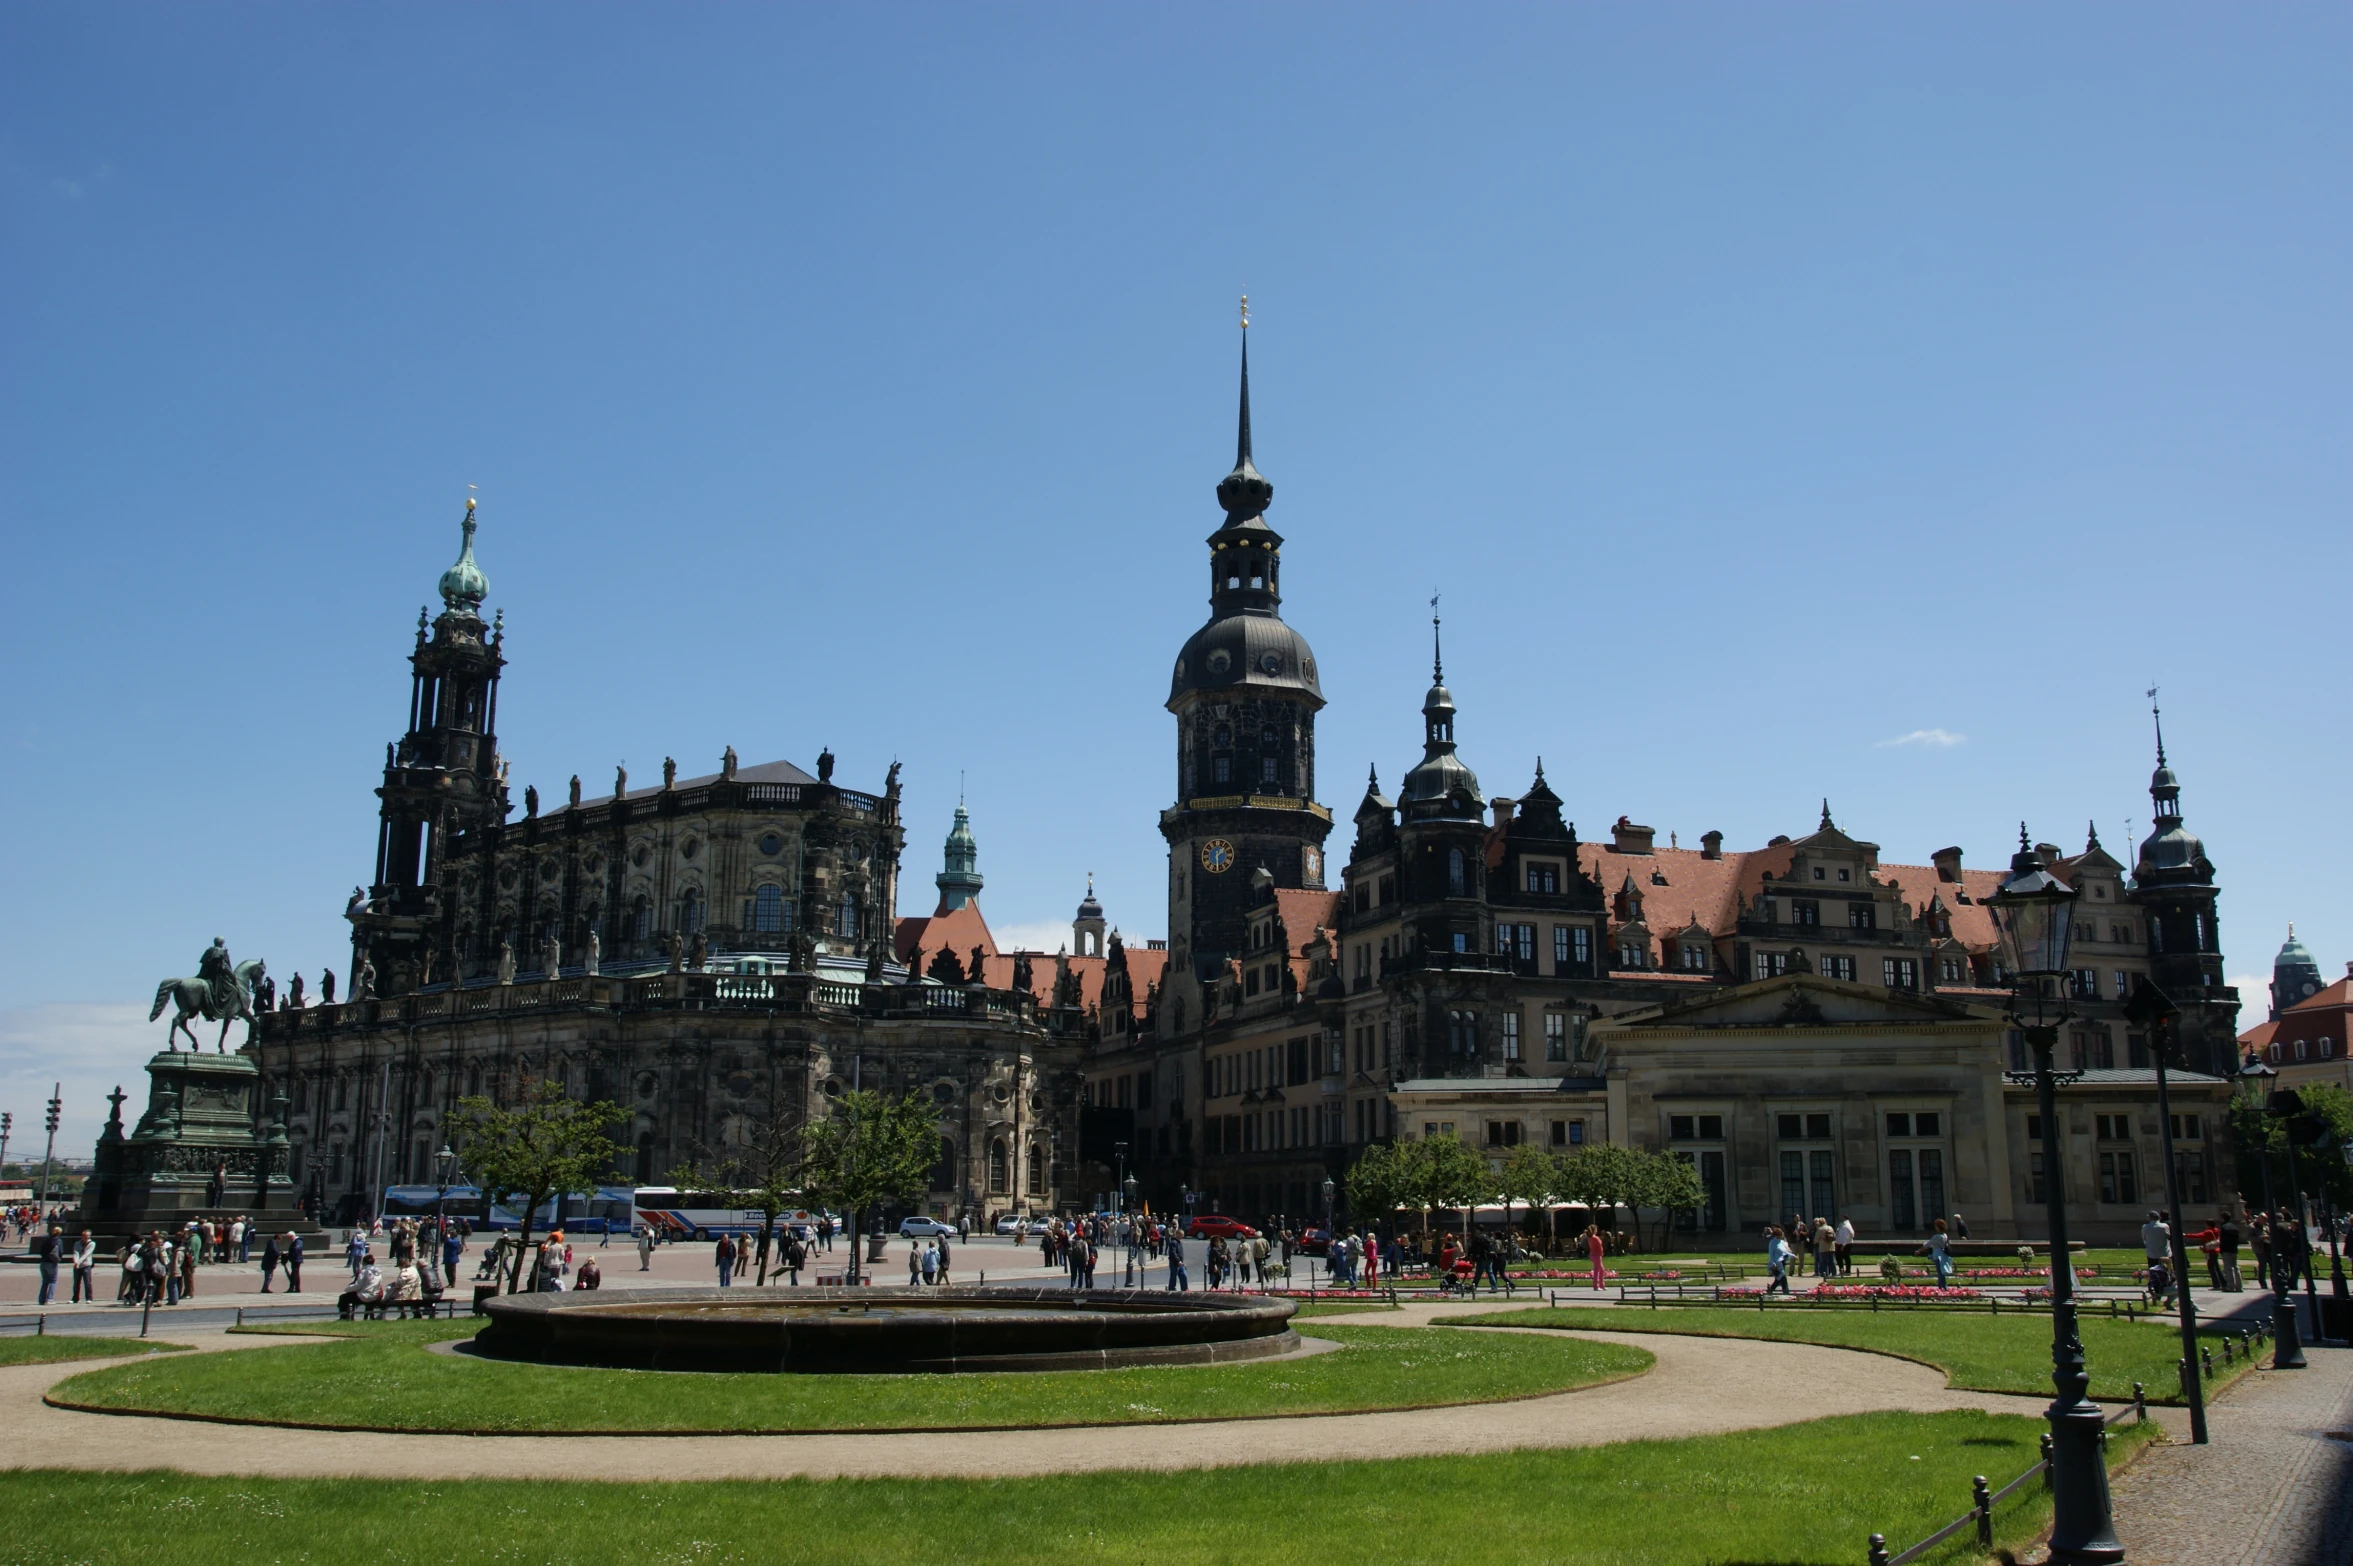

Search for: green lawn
xmin=0 ymin=1337 xmax=192 ymax=1368
xmin=45 ymin=1320 xmax=1648 ymax=1434
xmin=1443 ymin=1304 xmax=2261 ymax=1405
xmin=0 ymin=1410 xmax=2156 ymax=1565
xmin=1291 ymin=1300 xmax=1403 ymax=1318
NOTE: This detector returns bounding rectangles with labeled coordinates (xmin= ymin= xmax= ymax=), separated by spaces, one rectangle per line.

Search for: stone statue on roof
xmin=969 ymin=945 xmax=987 ymax=986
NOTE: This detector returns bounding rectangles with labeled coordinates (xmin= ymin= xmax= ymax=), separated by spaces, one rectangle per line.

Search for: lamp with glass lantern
xmin=1988 ymin=827 xmax=2122 ymax=1564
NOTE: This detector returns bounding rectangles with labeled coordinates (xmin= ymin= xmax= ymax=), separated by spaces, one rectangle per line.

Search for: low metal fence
xmin=1866 ymin=1388 xmax=2147 ymax=1566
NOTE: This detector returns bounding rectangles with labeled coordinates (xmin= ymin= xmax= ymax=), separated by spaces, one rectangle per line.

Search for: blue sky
xmin=3 ymin=7 xmax=2346 ymax=1149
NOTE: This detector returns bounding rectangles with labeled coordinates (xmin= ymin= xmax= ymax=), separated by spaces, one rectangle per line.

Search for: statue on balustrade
xmin=542 ymin=934 xmax=562 ymax=982
xmin=584 ymin=929 xmax=600 ymax=977
xmin=495 ymin=940 xmax=517 ymax=985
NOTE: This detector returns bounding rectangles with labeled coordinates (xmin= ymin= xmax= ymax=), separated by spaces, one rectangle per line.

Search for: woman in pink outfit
xmin=1585 ymin=1223 xmax=1607 ymax=1290
xmin=1360 ymin=1229 xmax=1379 ymax=1290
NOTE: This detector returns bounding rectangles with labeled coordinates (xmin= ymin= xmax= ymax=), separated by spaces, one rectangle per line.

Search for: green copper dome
xmin=438 ymin=500 xmax=489 ymax=616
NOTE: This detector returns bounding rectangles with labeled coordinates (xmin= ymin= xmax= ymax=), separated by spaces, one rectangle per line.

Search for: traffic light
xmin=44 ymin=1097 xmax=60 ymax=1135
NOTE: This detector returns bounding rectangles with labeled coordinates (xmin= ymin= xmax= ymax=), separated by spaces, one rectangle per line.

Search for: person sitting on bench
xmin=338 ymin=1255 xmax=385 ymax=1319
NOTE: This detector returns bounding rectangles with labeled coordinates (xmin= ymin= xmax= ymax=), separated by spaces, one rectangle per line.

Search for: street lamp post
xmin=1122 ymin=1173 xmax=1139 ymax=1286
xmin=1988 ymin=831 xmax=2123 ymax=1564
xmin=2240 ymin=1063 xmax=2304 ymax=1369
xmin=434 ymin=1144 xmax=457 ymax=1287
xmin=2125 ymin=982 xmax=2205 ymax=1445
xmin=36 ymin=1087 xmax=61 ymax=1228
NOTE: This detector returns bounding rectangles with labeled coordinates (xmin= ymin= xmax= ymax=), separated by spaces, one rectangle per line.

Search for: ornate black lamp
xmin=2124 ymin=979 xmax=2206 ymax=1445
xmin=1989 ymin=829 xmax=2123 ymax=1564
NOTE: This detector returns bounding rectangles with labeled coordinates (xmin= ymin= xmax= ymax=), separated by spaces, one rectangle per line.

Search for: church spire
xmin=1215 ymin=299 xmax=1273 ymax=523
xmin=935 ymin=802 xmax=984 ymax=913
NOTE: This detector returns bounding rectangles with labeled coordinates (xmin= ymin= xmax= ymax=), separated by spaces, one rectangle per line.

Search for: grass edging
xmin=43 ymin=1324 xmax=1656 ymax=1437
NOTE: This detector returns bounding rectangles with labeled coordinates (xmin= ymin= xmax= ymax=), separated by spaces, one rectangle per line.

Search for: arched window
xmin=1448 ymin=847 xmax=1467 ymax=897
xmin=931 ymin=1136 xmax=957 ymax=1191
xmin=634 ymin=1132 xmax=655 ymax=1183
xmin=750 ymin=884 xmax=784 ymax=933
xmin=631 ymin=895 xmax=651 ymax=941
xmin=679 ymin=888 xmax=705 ymax=934
xmin=988 ymin=1138 xmax=1009 ymax=1194
xmin=1026 ymin=1141 xmax=1045 ymax=1196
xmin=836 ymin=894 xmax=861 ymax=939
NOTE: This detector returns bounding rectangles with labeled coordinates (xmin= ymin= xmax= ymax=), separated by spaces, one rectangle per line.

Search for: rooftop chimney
xmin=1931 ymin=846 xmax=1963 ymax=883
xmin=1701 ymin=830 xmax=1724 ymax=861
xmin=1490 ymin=797 xmax=1517 ymax=830
xmin=1610 ymin=817 xmax=1656 ymax=855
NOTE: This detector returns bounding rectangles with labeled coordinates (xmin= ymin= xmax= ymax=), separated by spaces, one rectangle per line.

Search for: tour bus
xmin=380 ymin=1184 xmax=488 ymax=1223
xmin=633 ymin=1187 xmax=825 ymax=1241
xmin=514 ymin=1185 xmax=636 ymax=1234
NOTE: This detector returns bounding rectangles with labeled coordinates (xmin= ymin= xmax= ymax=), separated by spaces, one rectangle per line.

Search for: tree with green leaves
xmin=796 ymin=1088 xmax=938 ymax=1284
xmin=2229 ymin=1082 xmax=2352 ymax=1215
xmin=1629 ymin=1149 xmax=1708 ymax=1252
xmin=666 ymin=1093 xmax=810 ymax=1285
xmin=1556 ymin=1142 xmax=1636 ymax=1242
xmin=1497 ymin=1141 xmax=1561 ymax=1251
xmin=1344 ymin=1140 xmax=1420 ymax=1234
xmin=1416 ymin=1133 xmax=1495 ymax=1245
xmin=452 ymin=1078 xmax=626 ymax=1293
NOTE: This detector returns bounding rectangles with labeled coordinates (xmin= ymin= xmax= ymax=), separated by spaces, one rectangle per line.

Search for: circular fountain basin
xmin=475 ymin=1285 xmax=1301 ymax=1374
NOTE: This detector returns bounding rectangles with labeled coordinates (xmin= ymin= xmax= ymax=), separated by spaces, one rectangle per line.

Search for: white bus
xmin=633 ymin=1188 xmax=825 ymax=1241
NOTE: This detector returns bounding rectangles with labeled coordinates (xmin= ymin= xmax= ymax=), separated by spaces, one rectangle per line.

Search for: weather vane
xmin=1239 ymin=293 xmax=1249 ymax=330
xmin=467 ymin=482 xmax=477 ymax=513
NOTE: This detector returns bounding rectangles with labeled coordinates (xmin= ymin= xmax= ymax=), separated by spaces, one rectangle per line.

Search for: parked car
xmin=1185 ymin=1215 xmax=1259 ymax=1241
xmin=1295 ymin=1227 xmax=1331 ymax=1257
xmin=994 ymin=1215 xmax=1031 ymax=1237
xmin=897 ymin=1216 xmax=957 ymax=1238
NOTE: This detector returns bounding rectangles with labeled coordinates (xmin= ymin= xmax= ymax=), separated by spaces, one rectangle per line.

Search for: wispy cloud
xmin=1876 ymin=729 xmax=1966 ymax=749
xmin=991 ymin=920 xmax=1081 ymax=955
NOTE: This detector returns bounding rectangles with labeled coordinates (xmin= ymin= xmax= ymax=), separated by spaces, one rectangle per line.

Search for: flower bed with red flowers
xmin=1712 ymin=1284 xmax=1986 ymax=1301
xmin=1958 ymin=1267 xmax=2098 ymax=1280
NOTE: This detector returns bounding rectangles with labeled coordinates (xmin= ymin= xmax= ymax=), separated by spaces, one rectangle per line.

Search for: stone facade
xmin=246 ymin=505 xmax=1083 ymax=1225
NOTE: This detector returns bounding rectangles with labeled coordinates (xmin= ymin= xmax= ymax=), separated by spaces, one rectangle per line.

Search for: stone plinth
xmin=73 ymin=1049 xmax=321 ymax=1251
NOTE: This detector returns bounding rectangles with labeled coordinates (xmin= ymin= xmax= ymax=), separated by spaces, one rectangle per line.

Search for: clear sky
xmin=3 ymin=7 xmax=2346 ymax=1151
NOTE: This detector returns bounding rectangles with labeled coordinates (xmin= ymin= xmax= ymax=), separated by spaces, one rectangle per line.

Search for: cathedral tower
xmin=1161 ymin=318 xmax=1332 ymax=984
xmin=351 ymin=499 xmax=509 ymax=996
xmin=2128 ymin=708 xmax=2239 ymax=1074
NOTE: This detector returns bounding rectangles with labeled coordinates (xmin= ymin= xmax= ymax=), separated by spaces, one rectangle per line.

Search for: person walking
xmin=71 ymin=1230 xmax=96 ymax=1303
xmin=2139 ymin=1209 xmax=2170 ymax=1294
xmin=346 ymin=1226 xmax=367 ymax=1280
xmin=1834 ymin=1215 xmax=1855 ymax=1276
xmin=817 ymin=1214 xmax=833 ymax=1253
xmin=1764 ymin=1226 xmax=1792 ymax=1294
xmin=34 ymin=1226 xmax=59 ymax=1306
xmin=260 ymin=1232 xmax=280 ymax=1293
xmin=781 ymin=1230 xmax=805 ymax=1286
xmin=2217 ymin=1213 xmax=2244 ymax=1292
xmin=284 ymin=1231 xmax=304 ymax=1291
xmin=716 ymin=1233 xmax=736 ymax=1287
xmin=935 ymin=1232 xmax=952 ymax=1286
xmin=636 ymin=1225 xmax=654 ymax=1272
xmin=232 ymin=1216 xmax=249 ymax=1263
xmin=1812 ymin=1218 xmax=1835 ymax=1279
xmin=1923 ymin=1219 xmax=1954 ymax=1287
xmin=179 ymin=1235 xmax=199 ymax=1300
xmin=1584 ymin=1223 xmax=1607 ymax=1292
xmin=1166 ymin=1230 xmax=1189 ymax=1291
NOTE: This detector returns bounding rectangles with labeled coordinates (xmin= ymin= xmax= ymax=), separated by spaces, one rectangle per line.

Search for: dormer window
xmin=1812 ymin=867 xmax=1825 ymax=881
xmin=1526 ymin=861 xmax=1561 ymax=894
xmin=1837 ymin=869 xmax=1850 ymax=882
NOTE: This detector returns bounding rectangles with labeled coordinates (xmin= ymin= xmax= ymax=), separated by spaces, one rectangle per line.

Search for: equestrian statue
xmin=149 ymin=937 xmax=267 ymax=1053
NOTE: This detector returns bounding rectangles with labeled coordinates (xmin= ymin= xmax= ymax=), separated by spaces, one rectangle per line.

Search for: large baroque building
xmin=254 ymin=508 xmax=1091 ymax=1223
xmin=1079 ymin=331 xmax=2242 ymax=1247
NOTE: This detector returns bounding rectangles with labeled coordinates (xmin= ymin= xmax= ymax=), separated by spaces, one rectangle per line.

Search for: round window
xmin=990 ymin=1083 xmax=1011 ymax=1105
xmin=1259 ymin=651 xmax=1282 ymax=674
xmin=681 ymin=838 xmax=700 ymax=860
xmin=823 ymin=1079 xmax=844 ymax=1098
xmin=632 ymin=845 xmax=650 ymax=867
xmin=1206 ymin=649 xmax=1231 ymax=675
xmin=932 ymin=1082 xmax=956 ymax=1105
xmin=759 ymin=832 xmax=784 ymax=856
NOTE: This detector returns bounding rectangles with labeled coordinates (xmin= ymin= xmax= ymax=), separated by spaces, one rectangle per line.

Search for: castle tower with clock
xmin=1161 ymin=322 xmax=1333 ymax=994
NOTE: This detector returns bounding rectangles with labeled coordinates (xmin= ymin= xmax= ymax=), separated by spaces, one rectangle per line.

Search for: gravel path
xmin=2104 ymin=1342 xmax=2353 ymax=1566
xmin=0 ymin=1299 xmax=2102 ymax=1481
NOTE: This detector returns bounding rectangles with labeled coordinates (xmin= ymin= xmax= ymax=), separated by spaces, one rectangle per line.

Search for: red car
xmin=1295 ymin=1227 xmax=1332 ymax=1257
xmin=1186 ymin=1215 xmax=1260 ymax=1241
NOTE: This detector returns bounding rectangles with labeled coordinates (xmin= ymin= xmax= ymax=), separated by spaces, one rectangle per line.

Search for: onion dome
xmin=438 ymin=498 xmax=489 ymax=617
xmin=2274 ymin=924 xmax=2324 ymax=1016
xmin=1076 ymin=873 xmax=1105 ymax=925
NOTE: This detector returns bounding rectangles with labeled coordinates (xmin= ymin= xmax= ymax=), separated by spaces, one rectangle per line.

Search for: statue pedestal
xmin=73 ymin=1050 xmax=323 ymax=1253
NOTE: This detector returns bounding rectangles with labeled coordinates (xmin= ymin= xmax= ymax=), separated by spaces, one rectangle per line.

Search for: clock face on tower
xmin=1303 ymin=846 xmax=1323 ymax=883
xmin=1200 ymin=839 xmax=1236 ymax=874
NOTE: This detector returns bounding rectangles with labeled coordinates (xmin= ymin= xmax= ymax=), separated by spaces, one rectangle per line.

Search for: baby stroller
xmin=2144 ymin=1257 xmax=2174 ymax=1308
xmin=1436 ymin=1256 xmax=1479 ymax=1298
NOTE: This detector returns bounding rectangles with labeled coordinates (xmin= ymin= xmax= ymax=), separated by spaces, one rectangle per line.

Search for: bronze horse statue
xmin=149 ymin=957 xmax=267 ymax=1053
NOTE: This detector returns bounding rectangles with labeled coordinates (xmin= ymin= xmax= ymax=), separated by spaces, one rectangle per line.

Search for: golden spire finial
xmin=1239 ymin=293 xmax=1249 ymax=330
xmin=466 ymin=482 xmax=477 ymax=513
